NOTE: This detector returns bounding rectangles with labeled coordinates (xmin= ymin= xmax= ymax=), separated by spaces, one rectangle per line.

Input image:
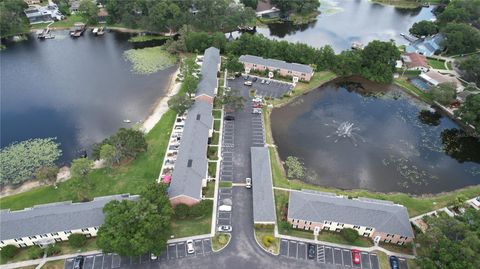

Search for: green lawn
xmin=212 ymin=110 xmax=222 ymax=119
xmin=208 ymin=162 xmax=217 ymax=178
xmin=207 ymin=146 xmax=218 ymax=160
xmin=427 ymin=58 xmax=447 ymax=70
xmin=31 ymin=15 xmax=85 ymax=30
xmin=219 ymin=181 xmax=232 ymax=188
xmin=317 ymin=231 xmax=373 ymax=247
xmin=42 ymin=260 xmax=65 ymax=269
xmin=170 ymin=200 xmax=213 ymax=238
xmin=375 ymin=251 xmax=390 ymax=269
xmin=446 ymin=61 xmax=453 ymax=70
xmin=203 ymin=180 xmax=215 ymax=198
xmin=211 ymin=132 xmax=220 ymax=145
xmin=0 ymin=109 xmax=176 ymax=211
xmin=211 ymin=233 xmax=230 ymax=251
xmin=213 ymin=120 xmax=221 ymax=132
xmin=379 ymin=242 xmax=415 ymax=255
xmin=254 ymin=224 xmax=279 ymax=254
xmin=394 ymin=77 xmax=432 ymax=104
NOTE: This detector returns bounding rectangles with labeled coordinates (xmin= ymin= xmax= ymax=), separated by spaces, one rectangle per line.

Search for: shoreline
xmin=141 ymin=67 xmax=181 ymax=133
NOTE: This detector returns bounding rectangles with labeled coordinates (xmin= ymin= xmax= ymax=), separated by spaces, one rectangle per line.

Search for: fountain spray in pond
xmin=325 ymin=120 xmax=365 ymax=146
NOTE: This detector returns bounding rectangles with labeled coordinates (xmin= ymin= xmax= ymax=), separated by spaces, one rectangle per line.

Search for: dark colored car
xmin=73 ymin=255 xmax=84 ymax=269
xmin=252 ymin=77 xmax=258 ymax=82
xmin=224 ymin=115 xmax=235 ymax=121
xmin=307 ymin=244 xmax=316 ymax=260
xmin=389 ymin=256 xmax=399 ymax=269
xmin=235 ymin=72 xmax=241 ymax=77
xmin=244 ymin=75 xmax=249 ymax=80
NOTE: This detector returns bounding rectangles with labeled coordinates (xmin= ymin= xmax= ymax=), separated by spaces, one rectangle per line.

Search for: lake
xmin=256 ymin=0 xmax=435 ymax=52
xmin=0 ymin=31 xmax=176 ymax=163
xmin=271 ymin=78 xmax=480 ymax=194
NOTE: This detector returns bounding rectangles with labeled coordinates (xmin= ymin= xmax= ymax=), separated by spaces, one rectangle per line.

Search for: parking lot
xmin=227 ymin=76 xmax=293 ymax=99
xmin=251 ymin=104 xmax=264 ymax=147
xmin=63 ymin=239 xmax=212 ymax=269
xmin=280 ymin=239 xmax=382 ymax=269
xmin=217 ymin=187 xmax=233 ymax=227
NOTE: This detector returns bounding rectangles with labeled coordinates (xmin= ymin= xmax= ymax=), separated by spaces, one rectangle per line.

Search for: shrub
xmin=46 ymin=244 xmax=61 ymax=257
xmin=279 ymin=220 xmax=292 ymax=232
xmin=69 ymin=233 xmax=87 ymax=248
xmin=0 ymin=245 xmax=19 ymax=260
xmin=262 ymin=235 xmax=275 ymax=247
xmin=175 ymin=204 xmax=190 ymax=219
xmin=27 ymin=246 xmax=44 ymax=259
xmin=190 ymin=200 xmax=210 ymax=218
xmin=340 ymin=228 xmax=359 ymax=243
xmin=218 ymin=234 xmax=229 ymax=244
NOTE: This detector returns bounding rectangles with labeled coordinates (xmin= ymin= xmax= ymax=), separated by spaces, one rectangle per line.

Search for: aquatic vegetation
xmin=127 ymin=35 xmax=169 ymax=43
xmin=123 ymin=46 xmax=177 ymax=74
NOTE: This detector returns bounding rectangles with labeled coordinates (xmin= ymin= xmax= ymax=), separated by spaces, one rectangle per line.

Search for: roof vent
xmin=196 ymin=114 xmax=201 ymax=120
xmin=187 ymin=159 xmax=193 ymax=167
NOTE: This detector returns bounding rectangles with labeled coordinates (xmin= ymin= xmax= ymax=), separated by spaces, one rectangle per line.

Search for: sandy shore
xmin=141 ymin=68 xmax=181 ymax=133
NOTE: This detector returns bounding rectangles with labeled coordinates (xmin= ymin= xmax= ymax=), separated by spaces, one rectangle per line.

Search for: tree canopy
xmin=168 ymin=94 xmax=194 ymax=114
xmin=78 ymin=0 xmax=98 ymax=25
xmin=428 ymin=82 xmax=457 ymax=105
xmin=360 ymin=40 xmax=401 ymax=84
xmin=0 ymin=0 xmax=28 ymax=38
xmin=437 ymin=0 xmax=480 ymax=26
xmin=92 ymin=128 xmax=147 ymax=161
xmin=0 ymin=138 xmax=62 ymax=185
xmin=221 ymin=89 xmax=245 ymax=112
xmin=409 ymin=20 xmax=438 ymax=37
xmin=459 ymin=55 xmax=480 ymax=85
xmin=271 ymin=0 xmax=320 ymax=15
xmin=224 ymin=55 xmax=245 ymax=74
xmin=97 ymin=183 xmax=173 ymax=256
xmin=454 ymin=94 xmax=480 ymax=133
xmin=285 ymin=156 xmax=304 ymax=179
xmin=441 ymin=23 xmax=480 ymax=55
xmin=70 ymin=158 xmax=93 ymax=178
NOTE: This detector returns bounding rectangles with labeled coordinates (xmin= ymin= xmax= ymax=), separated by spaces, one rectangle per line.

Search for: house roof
xmin=406 ymin=34 xmax=444 ymax=57
xmin=239 ymin=55 xmax=313 ymax=74
xmin=168 ymin=101 xmax=213 ymax=201
xmin=196 ymin=47 xmax=220 ymax=98
xmin=420 ymin=70 xmax=459 ymax=87
xmin=251 ymin=147 xmax=276 ymax=223
xmin=402 ymin=53 xmax=428 ymax=68
xmin=0 ymin=194 xmax=138 ymax=241
xmin=288 ymin=190 xmax=414 ymax=237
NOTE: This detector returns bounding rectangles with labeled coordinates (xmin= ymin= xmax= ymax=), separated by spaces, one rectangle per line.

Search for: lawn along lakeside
xmin=371 ymin=0 xmax=443 ymax=9
xmin=264 ymin=75 xmax=480 ymax=217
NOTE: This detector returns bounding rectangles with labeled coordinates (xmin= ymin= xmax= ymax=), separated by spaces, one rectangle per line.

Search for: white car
xmin=219 ymin=205 xmax=232 ymax=212
xmin=150 ymin=253 xmax=157 ymax=260
xmin=217 ymin=225 xmax=233 ymax=232
xmin=252 ymin=108 xmax=262 ymax=114
xmin=186 ymin=240 xmax=195 ymax=254
xmin=245 ymin=178 xmax=252 ymax=188
xmin=261 ymin=79 xmax=265 ymax=84
xmin=244 ymin=81 xmax=253 ymax=86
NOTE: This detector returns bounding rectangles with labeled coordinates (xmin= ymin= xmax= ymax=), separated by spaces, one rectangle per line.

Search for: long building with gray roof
xmin=251 ymin=147 xmax=276 ymax=224
xmin=168 ymin=47 xmax=220 ymax=206
xmin=0 ymin=194 xmax=138 ymax=249
xmin=288 ymin=190 xmax=414 ymax=245
xmin=239 ymin=54 xmax=314 ymax=81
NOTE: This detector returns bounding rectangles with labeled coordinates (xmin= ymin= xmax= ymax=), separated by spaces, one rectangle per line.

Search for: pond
xmin=271 ymin=78 xmax=480 ymax=194
xmin=0 ymin=31 xmax=176 ymax=163
xmin=256 ymin=0 xmax=435 ymax=52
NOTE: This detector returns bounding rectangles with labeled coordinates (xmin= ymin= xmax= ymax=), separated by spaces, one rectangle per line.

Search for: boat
xmin=92 ymin=28 xmax=98 ymax=34
xmin=70 ymin=22 xmax=86 ymax=37
xmin=123 ymin=119 xmax=131 ymax=123
xmin=37 ymin=28 xmax=50 ymax=39
xmin=96 ymin=27 xmax=105 ymax=36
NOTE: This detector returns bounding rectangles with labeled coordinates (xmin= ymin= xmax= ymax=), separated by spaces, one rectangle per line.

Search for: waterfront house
xmin=287 ymin=190 xmax=414 ymax=245
xmin=419 ymin=70 xmax=460 ymax=89
xmin=24 ymin=6 xmax=53 ymax=24
xmin=24 ymin=0 xmax=41 ymax=5
xmin=69 ymin=0 xmax=80 ymax=13
xmin=401 ymin=53 xmax=429 ymax=72
xmin=97 ymin=8 xmax=108 ymax=23
xmin=168 ymin=47 xmax=220 ymax=206
xmin=251 ymin=147 xmax=276 ymax=225
xmin=406 ymin=34 xmax=444 ymax=57
xmin=0 ymin=194 xmax=138 ymax=249
xmin=255 ymin=0 xmax=280 ymax=18
xmin=239 ymin=55 xmax=314 ymax=82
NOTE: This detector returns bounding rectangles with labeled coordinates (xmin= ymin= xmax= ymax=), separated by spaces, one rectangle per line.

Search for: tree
xmin=189 ymin=200 xmax=212 ymax=217
xmin=428 ymin=82 xmax=457 ymax=105
xmin=70 ymin=158 xmax=93 ymax=178
xmin=454 ymin=94 xmax=480 ymax=133
xmin=225 ymin=55 xmax=244 ymax=74
xmin=69 ymin=234 xmax=87 ymax=248
xmin=35 ymin=165 xmax=59 ymax=185
xmin=449 ymin=194 xmax=467 ymax=209
xmin=339 ymin=228 xmax=359 ymax=243
xmin=0 ymin=138 xmax=62 ymax=185
xmin=27 ymin=246 xmax=43 ymax=259
xmin=221 ymin=89 xmax=245 ymax=111
xmin=93 ymin=128 xmax=147 ymax=161
xmin=241 ymin=0 xmax=258 ymax=9
xmin=459 ymin=55 xmax=480 ymax=85
xmin=409 ymin=20 xmax=438 ymax=37
xmin=271 ymin=0 xmax=320 ymax=15
xmin=100 ymin=144 xmax=117 ymax=167
xmin=181 ymin=74 xmax=200 ymax=96
xmin=97 ymin=183 xmax=173 ymax=256
xmin=285 ymin=156 xmax=304 ymax=179
xmin=45 ymin=244 xmax=61 ymax=257
xmin=441 ymin=23 xmax=480 ymax=55
xmin=168 ymin=94 xmax=194 ymax=114
xmin=78 ymin=0 xmax=98 ymax=25
xmin=174 ymin=204 xmax=190 ymax=219
xmin=148 ymin=1 xmax=183 ymax=34
xmin=0 ymin=0 xmax=28 ymax=38
xmin=360 ymin=40 xmax=401 ymax=84
xmin=0 ymin=245 xmax=19 ymax=260
xmin=437 ymin=0 xmax=480 ymax=26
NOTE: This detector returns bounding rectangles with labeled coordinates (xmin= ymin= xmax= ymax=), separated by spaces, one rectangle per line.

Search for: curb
xmin=211 ymin=233 xmax=231 ymax=253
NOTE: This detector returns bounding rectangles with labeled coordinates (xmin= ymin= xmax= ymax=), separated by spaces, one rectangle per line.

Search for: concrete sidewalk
xmin=0 ymin=250 xmax=102 ymax=269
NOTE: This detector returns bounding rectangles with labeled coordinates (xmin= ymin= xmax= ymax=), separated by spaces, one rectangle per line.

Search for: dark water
xmin=257 ymin=0 xmax=435 ymax=52
xmin=271 ymin=78 xmax=480 ymax=194
xmin=1 ymin=31 xmax=176 ymax=163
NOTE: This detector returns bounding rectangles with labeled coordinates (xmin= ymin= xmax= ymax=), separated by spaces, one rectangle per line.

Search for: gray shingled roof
xmin=239 ymin=55 xmax=313 ymax=74
xmin=169 ymin=101 xmax=213 ymax=200
xmin=0 ymin=194 xmax=138 ymax=241
xmin=197 ymin=47 xmax=220 ymax=98
xmin=288 ymin=190 xmax=414 ymax=237
xmin=251 ymin=147 xmax=276 ymax=223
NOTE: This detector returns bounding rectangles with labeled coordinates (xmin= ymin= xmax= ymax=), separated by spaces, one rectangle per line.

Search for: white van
xmin=245 ymin=178 xmax=252 ymax=189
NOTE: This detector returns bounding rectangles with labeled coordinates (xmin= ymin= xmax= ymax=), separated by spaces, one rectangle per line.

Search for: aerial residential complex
xmin=0 ymin=194 xmax=138 ymax=249
xmin=251 ymin=147 xmax=276 ymax=225
xmin=288 ymin=190 xmax=414 ymax=245
xmin=168 ymin=47 xmax=221 ymax=206
xmin=239 ymin=55 xmax=314 ymax=82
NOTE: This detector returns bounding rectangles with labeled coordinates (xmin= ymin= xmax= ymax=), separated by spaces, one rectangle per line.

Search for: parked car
xmin=266 ymin=80 xmax=271 ymax=85
xmin=150 ymin=253 xmax=157 ymax=260
xmin=261 ymin=79 xmax=265 ymax=84
xmin=307 ymin=244 xmax=316 ymax=260
xmin=389 ymin=256 xmax=399 ymax=269
xmin=224 ymin=115 xmax=235 ymax=121
xmin=253 ymin=103 xmax=262 ymax=108
xmin=73 ymin=256 xmax=84 ymax=269
xmin=186 ymin=240 xmax=195 ymax=254
xmin=244 ymin=81 xmax=253 ymax=86
xmin=253 ymin=98 xmax=263 ymax=103
xmin=245 ymin=177 xmax=252 ymax=188
xmin=252 ymin=77 xmax=258 ymax=82
xmin=218 ymin=225 xmax=233 ymax=232
xmin=244 ymin=75 xmax=249 ymax=80
xmin=219 ymin=205 xmax=232 ymax=212
xmin=252 ymin=108 xmax=262 ymax=114
xmin=352 ymin=249 xmax=361 ymax=265
xmin=235 ymin=73 xmax=241 ymax=77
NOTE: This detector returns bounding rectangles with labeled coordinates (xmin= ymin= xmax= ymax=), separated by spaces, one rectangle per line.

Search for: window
xmin=338 ymin=223 xmax=344 ymax=227
xmin=363 ymin=233 xmax=370 ymax=237
xmin=253 ymin=64 xmax=257 ymax=67
xmin=64 ymin=231 xmax=72 ymax=234
xmin=366 ymin=227 xmax=373 ymax=231
xmin=302 ymin=73 xmax=306 ymax=76
xmin=187 ymin=159 xmax=193 ymax=167
xmin=0 ymin=241 xmax=3 ymax=245
xmin=335 ymin=228 xmax=341 ymax=232
xmin=353 ymin=225 xmax=360 ymax=229
xmin=81 ymin=228 xmax=89 ymax=232
xmin=304 ymin=221 xmax=307 ymax=224
xmin=324 ymin=221 xmax=328 ymax=224
xmin=288 ymin=70 xmax=292 ymax=74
